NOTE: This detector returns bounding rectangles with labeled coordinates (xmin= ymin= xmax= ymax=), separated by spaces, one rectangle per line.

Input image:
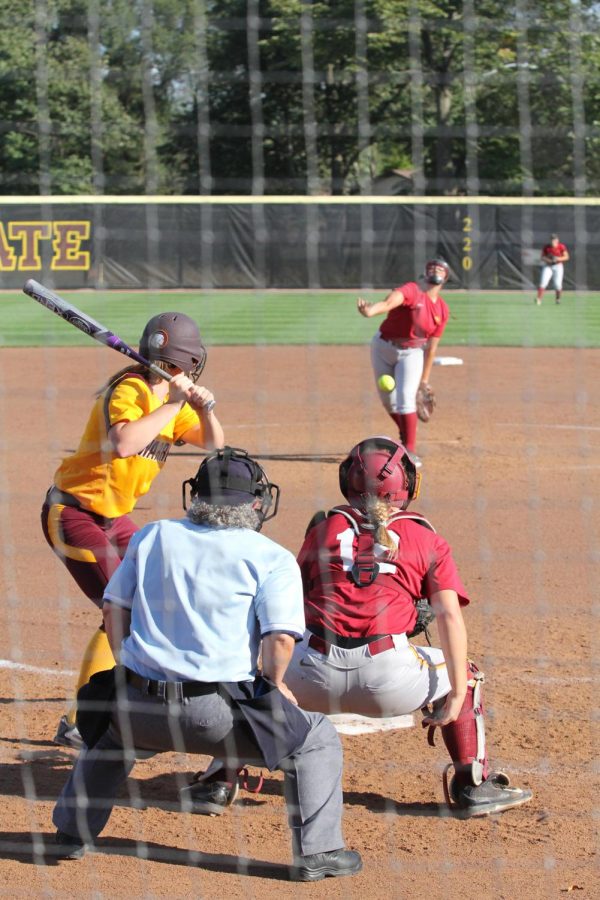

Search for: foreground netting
xmin=1 ymin=1 xmax=599 ymax=898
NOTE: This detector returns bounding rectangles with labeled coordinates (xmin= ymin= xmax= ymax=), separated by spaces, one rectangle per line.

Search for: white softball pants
xmin=370 ymin=333 xmax=424 ymax=414
xmin=285 ymin=632 xmax=452 ymax=718
xmin=539 ymin=262 xmax=564 ymax=290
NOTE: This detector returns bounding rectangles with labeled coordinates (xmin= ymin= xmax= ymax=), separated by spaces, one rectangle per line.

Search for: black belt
xmin=125 ymin=667 xmax=218 ymax=702
xmin=307 ymin=633 xmax=395 ymax=655
xmin=45 ymin=485 xmax=82 ymax=509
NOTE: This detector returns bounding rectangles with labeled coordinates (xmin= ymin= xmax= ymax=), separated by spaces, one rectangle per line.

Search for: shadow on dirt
xmin=1 ymin=755 xmax=446 ymax=819
xmin=0 ymin=830 xmax=289 ymax=878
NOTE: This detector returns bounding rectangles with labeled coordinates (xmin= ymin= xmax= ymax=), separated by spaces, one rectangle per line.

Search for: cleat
xmin=54 ymin=831 xmax=87 ymax=860
xmin=53 ymin=716 xmax=84 ymax=750
xmin=448 ymin=772 xmax=532 ymax=818
xmin=290 ymin=848 xmax=363 ymax=882
xmin=179 ymin=762 xmax=262 ymax=815
xmin=179 ymin=778 xmax=239 ymax=816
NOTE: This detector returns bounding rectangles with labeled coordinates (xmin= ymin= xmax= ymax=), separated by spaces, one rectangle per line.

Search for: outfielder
xmin=536 ymin=233 xmax=569 ymax=305
xmin=357 ymin=258 xmax=451 ymax=468
xmin=284 ymin=436 xmax=533 ymax=817
xmin=52 ymin=447 xmax=362 ymax=882
xmin=41 ymin=312 xmax=224 ymax=750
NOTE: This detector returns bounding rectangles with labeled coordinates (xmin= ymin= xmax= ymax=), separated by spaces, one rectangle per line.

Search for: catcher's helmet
xmin=339 ymin=436 xmax=420 ymax=510
xmin=182 ymin=446 xmax=280 ymax=528
xmin=424 ymin=258 xmax=450 ymax=285
xmin=139 ymin=312 xmax=207 ymax=382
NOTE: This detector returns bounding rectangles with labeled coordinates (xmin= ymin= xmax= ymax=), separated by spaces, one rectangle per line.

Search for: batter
xmin=41 ymin=312 xmax=224 ymax=748
xmin=357 ymin=258 xmax=451 ymax=467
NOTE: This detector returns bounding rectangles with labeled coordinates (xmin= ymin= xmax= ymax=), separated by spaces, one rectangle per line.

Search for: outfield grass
xmin=1 ymin=288 xmax=599 ymax=347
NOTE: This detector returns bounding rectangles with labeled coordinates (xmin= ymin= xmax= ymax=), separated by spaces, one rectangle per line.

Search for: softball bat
xmin=23 ymin=279 xmax=172 ymax=381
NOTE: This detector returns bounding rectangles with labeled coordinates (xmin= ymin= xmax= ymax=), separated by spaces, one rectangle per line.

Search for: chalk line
xmin=0 ymin=659 xmax=76 ymax=677
xmin=496 ymin=422 xmax=600 ymax=432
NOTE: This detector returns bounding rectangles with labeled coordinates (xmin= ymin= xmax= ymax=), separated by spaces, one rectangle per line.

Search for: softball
xmin=377 ymin=374 xmax=395 ymax=392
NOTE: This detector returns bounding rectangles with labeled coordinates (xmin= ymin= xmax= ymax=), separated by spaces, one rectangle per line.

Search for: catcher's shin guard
xmin=426 ymin=661 xmax=488 ymax=789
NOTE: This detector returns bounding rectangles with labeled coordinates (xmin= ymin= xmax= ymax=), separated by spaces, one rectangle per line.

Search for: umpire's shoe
xmin=54 ymin=831 xmax=88 ymax=860
xmin=449 ymin=772 xmax=532 ymax=818
xmin=291 ymin=848 xmax=363 ymax=882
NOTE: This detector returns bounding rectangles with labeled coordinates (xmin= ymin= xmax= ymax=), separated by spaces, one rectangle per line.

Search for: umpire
xmin=52 ymin=447 xmax=362 ymax=883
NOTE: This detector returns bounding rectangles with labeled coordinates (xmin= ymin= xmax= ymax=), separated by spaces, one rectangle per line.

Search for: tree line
xmin=1 ymin=0 xmax=598 ymax=196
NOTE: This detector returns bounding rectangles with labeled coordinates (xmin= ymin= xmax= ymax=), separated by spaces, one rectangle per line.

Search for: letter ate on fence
xmin=0 ymin=221 xmax=90 ymax=271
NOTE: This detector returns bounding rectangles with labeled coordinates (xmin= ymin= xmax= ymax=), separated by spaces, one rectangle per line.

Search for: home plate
xmin=328 ymin=713 xmax=414 ymax=735
xmin=434 ymin=356 xmax=463 ymax=366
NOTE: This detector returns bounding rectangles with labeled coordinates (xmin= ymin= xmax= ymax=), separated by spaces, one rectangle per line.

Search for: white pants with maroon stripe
xmin=370 ymin=333 xmax=424 ymax=414
xmin=285 ymin=632 xmax=451 ymax=718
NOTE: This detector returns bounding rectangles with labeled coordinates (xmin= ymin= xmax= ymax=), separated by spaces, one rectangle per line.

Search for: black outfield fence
xmin=0 ymin=197 xmax=594 ymax=291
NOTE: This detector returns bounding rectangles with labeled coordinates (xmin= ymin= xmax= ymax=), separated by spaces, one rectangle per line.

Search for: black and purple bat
xmin=23 ymin=279 xmax=173 ymax=383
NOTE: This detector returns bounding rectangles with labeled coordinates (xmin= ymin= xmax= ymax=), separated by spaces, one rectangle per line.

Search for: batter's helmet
xmin=424 ymin=258 xmax=450 ymax=285
xmin=339 ymin=436 xmax=420 ymax=510
xmin=139 ymin=312 xmax=207 ymax=382
xmin=182 ymin=446 xmax=280 ymax=528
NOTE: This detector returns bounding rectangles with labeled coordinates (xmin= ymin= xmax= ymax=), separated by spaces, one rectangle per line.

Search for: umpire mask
xmin=182 ymin=446 xmax=280 ymax=530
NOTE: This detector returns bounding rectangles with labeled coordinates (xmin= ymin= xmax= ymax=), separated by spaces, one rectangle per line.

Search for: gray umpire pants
xmin=53 ymin=684 xmax=344 ymax=857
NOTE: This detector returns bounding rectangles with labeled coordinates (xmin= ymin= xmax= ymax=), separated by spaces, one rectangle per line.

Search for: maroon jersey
xmin=298 ymin=506 xmax=469 ymax=639
xmin=379 ymin=282 xmax=449 ymax=347
xmin=542 ymin=242 xmax=567 ymax=262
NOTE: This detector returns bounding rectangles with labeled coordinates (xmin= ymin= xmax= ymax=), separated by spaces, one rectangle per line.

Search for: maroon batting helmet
xmin=339 ymin=436 xmax=421 ymax=510
xmin=139 ymin=312 xmax=207 ymax=382
xmin=424 ymin=258 xmax=450 ymax=285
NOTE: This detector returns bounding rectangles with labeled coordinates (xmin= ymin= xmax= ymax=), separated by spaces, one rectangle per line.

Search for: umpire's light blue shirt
xmin=103 ymin=518 xmax=305 ymax=683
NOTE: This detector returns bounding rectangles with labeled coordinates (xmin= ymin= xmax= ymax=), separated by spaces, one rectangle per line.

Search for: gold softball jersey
xmin=54 ymin=375 xmax=201 ymax=518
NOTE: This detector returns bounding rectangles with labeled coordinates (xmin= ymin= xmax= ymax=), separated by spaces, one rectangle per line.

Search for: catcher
xmin=357 ymin=257 xmax=450 ymax=468
xmin=285 ymin=436 xmax=533 ymax=818
xmin=188 ymin=437 xmax=533 ymax=820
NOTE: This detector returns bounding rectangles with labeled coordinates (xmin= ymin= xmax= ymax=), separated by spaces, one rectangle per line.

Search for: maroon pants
xmin=41 ymin=494 xmax=138 ymax=608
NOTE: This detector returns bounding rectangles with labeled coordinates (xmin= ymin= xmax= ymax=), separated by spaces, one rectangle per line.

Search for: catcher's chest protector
xmin=326 ymin=506 xmax=436 ymax=588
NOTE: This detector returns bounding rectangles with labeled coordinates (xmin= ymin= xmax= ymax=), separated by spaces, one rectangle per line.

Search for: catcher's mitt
xmin=407 ymin=599 xmax=436 ymax=643
xmin=416 ymin=382 xmax=436 ymax=423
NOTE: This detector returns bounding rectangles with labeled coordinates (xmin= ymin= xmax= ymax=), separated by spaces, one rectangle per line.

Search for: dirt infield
xmin=1 ymin=344 xmax=598 ymax=898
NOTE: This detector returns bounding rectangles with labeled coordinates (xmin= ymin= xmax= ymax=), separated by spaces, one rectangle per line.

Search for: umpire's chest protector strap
xmin=218 ymin=677 xmax=311 ymax=771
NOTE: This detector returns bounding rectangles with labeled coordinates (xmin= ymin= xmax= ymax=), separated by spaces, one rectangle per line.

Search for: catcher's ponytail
xmin=365 ymin=497 xmax=397 ymax=559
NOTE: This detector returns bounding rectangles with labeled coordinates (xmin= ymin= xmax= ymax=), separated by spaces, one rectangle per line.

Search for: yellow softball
xmin=377 ymin=374 xmax=395 ymax=392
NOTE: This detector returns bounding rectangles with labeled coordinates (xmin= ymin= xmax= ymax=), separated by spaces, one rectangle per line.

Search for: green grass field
xmin=1 ymin=288 xmax=599 ymax=347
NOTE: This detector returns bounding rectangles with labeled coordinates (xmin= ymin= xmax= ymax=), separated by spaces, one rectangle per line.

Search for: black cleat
xmin=179 ymin=779 xmax=239 ymax=816
xmin=54 ymin=831 xmax=88 ymax=860
xmin=53 ymin=716 xmax=84 ymax=750
xmin=448 ymin=772 xmax=532 ymax=818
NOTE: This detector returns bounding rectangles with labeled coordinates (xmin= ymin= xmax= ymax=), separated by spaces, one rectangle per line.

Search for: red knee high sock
xmin=388 ymin=412 xmax=417 ymax=451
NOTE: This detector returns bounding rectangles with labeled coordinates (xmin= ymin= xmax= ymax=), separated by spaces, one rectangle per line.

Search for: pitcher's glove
xmin=407 ymin=599 xmax=436 ymax=642
xmin=416 ymin=382 xmax=436 ymax=423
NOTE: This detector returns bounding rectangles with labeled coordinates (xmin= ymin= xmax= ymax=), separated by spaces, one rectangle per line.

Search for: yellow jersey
xmin=54 ymin=374 xmax=202 ymax=518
